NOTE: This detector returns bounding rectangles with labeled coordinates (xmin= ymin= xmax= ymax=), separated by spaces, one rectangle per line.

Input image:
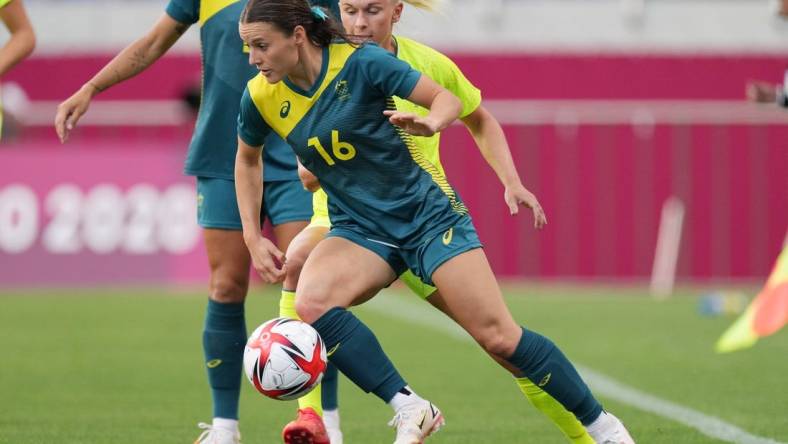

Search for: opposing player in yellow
xmin=0 ymin=0 xmax=35 ymax=138
xmin=279 ymin=0 xmax=594 ymax=443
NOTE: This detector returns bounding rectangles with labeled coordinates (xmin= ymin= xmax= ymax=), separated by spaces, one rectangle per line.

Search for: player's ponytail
xmin=241 ymin=0 xmax=349 ymax=48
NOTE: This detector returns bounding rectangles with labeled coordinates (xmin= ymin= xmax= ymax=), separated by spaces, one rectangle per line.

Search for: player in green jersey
xmin=235 ymin=1 xmax=635 ymax=443
xmin=0 ymin=0 xmax=35 ymax=138
xmin=53 ymin=1 xmax=326 ymax=443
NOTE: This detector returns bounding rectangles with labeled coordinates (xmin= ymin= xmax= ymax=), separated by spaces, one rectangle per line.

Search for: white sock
xmin=585 ymin=411 xmax=614 ymax=438
xmin=388 ymin=386 xmax=425 ymax=411
xmin=213 ymin=418 xmax=239 ymax=432
xmin=323 ymin=409 xmax=341 ymax=430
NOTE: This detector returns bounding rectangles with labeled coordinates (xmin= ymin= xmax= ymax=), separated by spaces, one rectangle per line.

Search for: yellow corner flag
xmin=716 ymin=244 xmax=788 ymax=353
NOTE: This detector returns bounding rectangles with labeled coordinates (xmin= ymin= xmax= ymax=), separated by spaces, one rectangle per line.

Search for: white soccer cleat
xmin=587 ymin=412 xmax=635 ymax=444
xmin=388 ymin=400 xmax=445 ymax=444
xmin=194 ymin=422 xmax=242 ymax=444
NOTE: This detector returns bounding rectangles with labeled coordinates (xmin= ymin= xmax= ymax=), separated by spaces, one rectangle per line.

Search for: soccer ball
xmin=243 ymin=317 xmax=327 ymax=401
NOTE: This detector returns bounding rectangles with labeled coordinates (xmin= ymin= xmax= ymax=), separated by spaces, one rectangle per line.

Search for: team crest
xmin=335 ymin=80 xmax=351 ymax=101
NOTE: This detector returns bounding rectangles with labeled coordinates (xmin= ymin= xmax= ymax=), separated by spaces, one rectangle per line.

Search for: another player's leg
xmin=197 ymin=228 xmax=251 ymax=444
xmin=296 ymin=235 xmax=444 ymax=444
xmin=278 ymin=224 xmax=331 ymax=444
xmin=321 ymin=364 xmax=343 ymax=444
xmin=194 ymin=178 xmax=253 ymax=444
xmin=426 ymin=222 xmax=634 ymax=443
xmin=404 ymin=270 xmax=594 ymax=444
xmin=262 ymin=180 xmax=328 ymax=444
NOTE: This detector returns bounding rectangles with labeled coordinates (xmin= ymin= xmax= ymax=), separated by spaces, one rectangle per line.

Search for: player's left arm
xmin=0 ymin=0 xmax=35 ymax=77
xmin=384 ymin=75 xmax=461 ymax=137
xmin=461 ymin=106 xmax=546 ymax=228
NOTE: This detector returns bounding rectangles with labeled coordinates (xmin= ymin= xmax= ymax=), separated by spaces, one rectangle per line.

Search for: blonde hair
xmin=400 ymin=0 xmax=441 ymax=11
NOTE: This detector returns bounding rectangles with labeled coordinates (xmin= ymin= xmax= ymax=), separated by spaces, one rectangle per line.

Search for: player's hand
xmin=247 ymin=236 xmax=287 ymax=283
xmin=383 ymin=110 xmax=439 ymax=137
xmin=54 ymin=84 xmax=97 ymax=143
xmin=504 ymin=183 xmax=547 ymax=229
xmin=746 ymin=81 xmax=778 ymax=104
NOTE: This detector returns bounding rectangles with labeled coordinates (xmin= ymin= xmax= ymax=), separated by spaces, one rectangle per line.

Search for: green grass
xmin=0 ymin=285 xmax=786 ymax=443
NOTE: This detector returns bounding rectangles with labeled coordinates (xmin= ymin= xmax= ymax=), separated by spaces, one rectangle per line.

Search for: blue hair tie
xmin=310 ymin=6 xmax=328 ymax=21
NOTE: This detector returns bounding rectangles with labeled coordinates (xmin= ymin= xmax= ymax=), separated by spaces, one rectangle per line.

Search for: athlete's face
xmin=240 ymin=22 xmax=303 ymax=83
xmin=340 ymin=0 xmax=402 ymax=47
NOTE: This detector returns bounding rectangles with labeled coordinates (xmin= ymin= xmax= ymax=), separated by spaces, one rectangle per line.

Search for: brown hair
xmin=241 ymin=0 xmax=349 ymax=47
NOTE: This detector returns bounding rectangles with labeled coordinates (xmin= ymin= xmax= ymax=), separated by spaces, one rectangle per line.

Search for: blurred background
xmin=0 ymin=2 xmax=787 ymax=443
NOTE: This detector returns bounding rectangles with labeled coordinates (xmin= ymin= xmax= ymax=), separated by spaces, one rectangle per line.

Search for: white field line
xmin=362 ymin=293 xmax=786 ymax=444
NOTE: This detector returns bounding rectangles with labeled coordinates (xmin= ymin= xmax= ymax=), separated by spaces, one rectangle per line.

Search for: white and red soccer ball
xmin=243 ymin=318 xmax=327 ymax=401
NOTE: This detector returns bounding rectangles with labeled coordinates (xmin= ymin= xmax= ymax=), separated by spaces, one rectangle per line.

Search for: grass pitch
xmin=1 ymin=284 xmax=785 ymax=443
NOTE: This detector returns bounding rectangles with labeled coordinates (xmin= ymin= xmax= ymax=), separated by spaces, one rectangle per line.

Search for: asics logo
xmin=538 ymin=373 xmax=551 ymax=387
xmin=280 ymin=100 xmax=291 ymax=118
xmin=442 ymin=228 xmax=454 ymax=246
xmin=206 ymin=359 xmax=222 ymax=369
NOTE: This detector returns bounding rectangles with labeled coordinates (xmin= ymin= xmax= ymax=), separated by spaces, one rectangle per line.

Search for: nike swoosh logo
xmin=538 ymin=373 xmax=551 ymax=387
xmin=327 ymin=343 xmax=341 ymax=357
xmin=206 ymin=359 xmax=222 ymax=369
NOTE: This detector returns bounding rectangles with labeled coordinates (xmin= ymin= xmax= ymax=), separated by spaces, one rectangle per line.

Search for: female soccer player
xmin=280 ymin=0 xmax=596 ymax=442
xmin=52 ymin=2 xmax=337 ymax=442
xmin=235 ymin=1 xmax=635 ymax=443
xmin=0 ymin=0 xmax=35 ymax=137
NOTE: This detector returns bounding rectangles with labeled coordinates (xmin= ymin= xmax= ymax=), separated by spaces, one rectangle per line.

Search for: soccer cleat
xmin=194 ymin=422 xmax=241 ymax=444
xmin=282 ymin=408 xmax=330 ymax=444
xmin=587 ymin=412 xmax=635 ymax=444
xmin=388 ymin=401 xmax=445 ymax=444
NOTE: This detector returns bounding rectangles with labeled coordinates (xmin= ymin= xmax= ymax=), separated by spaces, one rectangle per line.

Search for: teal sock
xmin=311 ymin=307 xmax=405 ymax=402
xmin=507 ymin=327 xmax=602 ymax=425
xmin=321 ymin=362 xmax=339 ymax=410
xmin=203 ymin=299 xmax=246 ymax=420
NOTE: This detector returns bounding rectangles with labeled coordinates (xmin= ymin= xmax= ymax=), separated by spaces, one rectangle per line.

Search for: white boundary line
xmin=362 ymin=293 xmax=786 ymax=444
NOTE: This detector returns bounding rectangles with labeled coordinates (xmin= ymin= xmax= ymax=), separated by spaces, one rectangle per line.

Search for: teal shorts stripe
xmin=196 ymin=177 xmax=312 ymax=230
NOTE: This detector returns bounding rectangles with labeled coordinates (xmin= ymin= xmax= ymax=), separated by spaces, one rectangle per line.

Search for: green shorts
xmin=327 ymin=216 xmax=482 ymax=286
xmin=196 ymin=177 xmax=312 ymax=230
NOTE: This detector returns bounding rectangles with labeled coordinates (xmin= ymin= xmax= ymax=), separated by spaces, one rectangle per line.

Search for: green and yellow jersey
xmin=310 ymin=35 xmax=482 ymax=225
xmin=165 ymin=0 xmax=338 ymax=181
xmin=238 ymin=42 xmax=467 ymax=247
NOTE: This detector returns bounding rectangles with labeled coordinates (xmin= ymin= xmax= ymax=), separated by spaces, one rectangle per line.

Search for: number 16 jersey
xmin=238 ymin=42 xmax=468 ymax=249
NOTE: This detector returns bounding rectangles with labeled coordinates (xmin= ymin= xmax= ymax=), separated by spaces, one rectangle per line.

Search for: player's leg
xmin=420 ymin=281 xmax=593 ymax=444
xmin=320 ymin=364 xmax=342 ymax=444
xmin=422 ymin=220 xmax=634 ymax=443
xmin=195 ymin=177 xmax=251 ymax=444
xmin=261 ymin=180 xmax=329 ymax=444
xmin=278 ymin=224 xmax=331 ymax=444
xmin=296 ymin=233 xmax=444 ymax=443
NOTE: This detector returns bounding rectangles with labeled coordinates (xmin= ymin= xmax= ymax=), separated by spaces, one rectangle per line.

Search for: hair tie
xmin=310 ymin=6 xmax=328 ymax=21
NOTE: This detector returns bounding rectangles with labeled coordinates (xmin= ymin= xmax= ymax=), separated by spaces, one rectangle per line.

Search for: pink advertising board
xmin=0 ymin=142 xmax=208 ymax=287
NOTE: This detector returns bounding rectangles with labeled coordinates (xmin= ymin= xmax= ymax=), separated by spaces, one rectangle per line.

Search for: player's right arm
xmin=54 ymin=14 xmax=190 ymax=142
xmin=0 ymin=0 xmax=36 ymax=77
